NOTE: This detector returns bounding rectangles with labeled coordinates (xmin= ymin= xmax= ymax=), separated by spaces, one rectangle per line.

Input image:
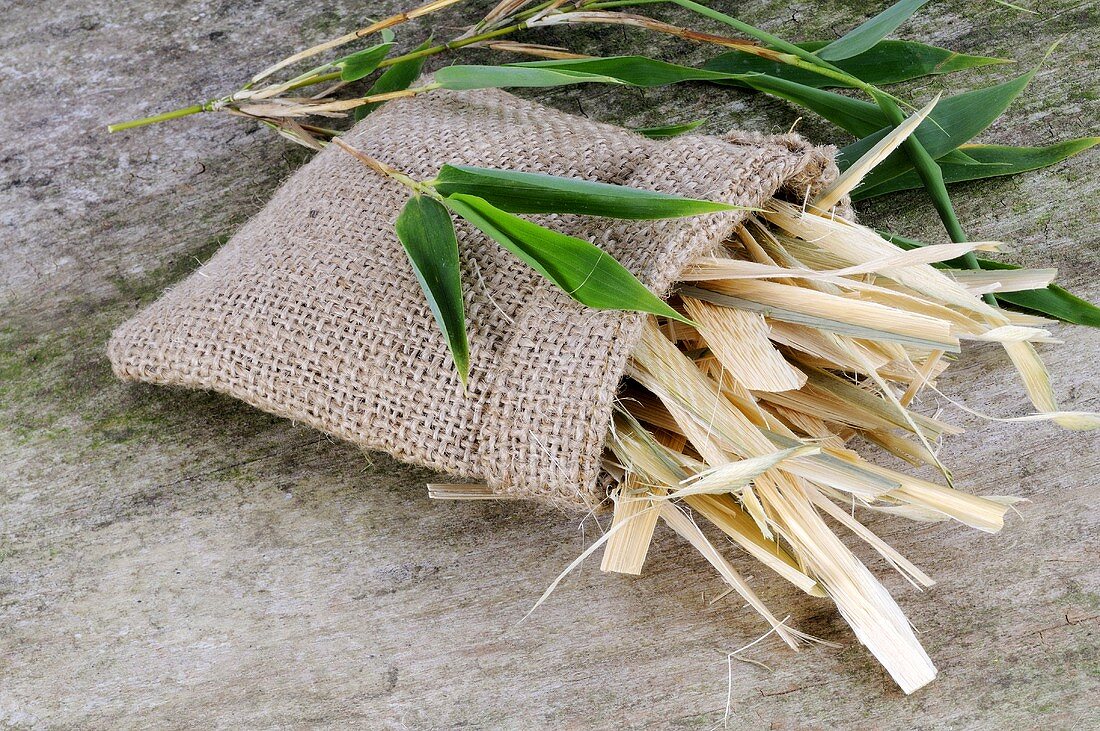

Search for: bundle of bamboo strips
xmin=595 ymin=191 xmax=1099 ymax=693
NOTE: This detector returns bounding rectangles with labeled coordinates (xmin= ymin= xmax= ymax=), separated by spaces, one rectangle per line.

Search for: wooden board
xmin=1 ymin=1 xmax=1097 ymax=727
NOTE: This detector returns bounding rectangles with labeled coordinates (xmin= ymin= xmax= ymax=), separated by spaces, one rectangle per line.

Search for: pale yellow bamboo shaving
xmin=968 ymin=325 xmax=1061 ymax=344
xmin=681 ymin=240 xmax=999 ymax=283
xmin=1002 ymin=340 xmax=1098 ymax=430
xmin=901 ymin=350 xmax=944 ymax=406
xmin=829 ymin=276 xmax=988 ymax=337
xmin=765 ymin=200 xmax=1002 ymax=318
xmin=686 ymin=280 xmax=959 ymax=350
xmin=769 ymin=322 xmax=889 ymax=374
xmin=860 ymin=429 xmax=938 ymax=467
xmin=814 ymin=94 xmax=940 ymax=211
xmin=600 ymin=475 xmax=662 ymax=575
xmin=948 ymin=267 xmax=1058 ymax=294
xmin=856 ymin=464 xmax=1016 ymax=533
xmin=683 ymin=297 xmax=807 ymax=392
xmin=427 ymin=483 xmax=517 ymax=499
xmin=668 ymin=445 xmax=820 ymax=499
xmin=765 ymin=404 xmax=847 ymax=450
xmin=610 ymin=416 xmax=822 ymax=594
xmin=681 ymin=494 xmax=824 ymax=596
xmin=751 ymin=473 xmax=937 ymax=693
xmin=839 ymin=339 xmax=956 ymax=484
xmin=805 ymin=367 xmax=962 ymax=437
xmin=632 ymin=326 xmax=898 ymax=498
xmin=808 ymin=491 xmax=936 ymax=589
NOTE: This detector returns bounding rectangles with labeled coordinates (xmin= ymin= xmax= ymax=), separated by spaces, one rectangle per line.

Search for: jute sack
xmin=108 ymin=86 xmax=843 ymax=512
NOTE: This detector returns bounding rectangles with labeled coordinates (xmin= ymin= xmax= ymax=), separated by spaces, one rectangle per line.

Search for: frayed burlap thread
xmin=108 ymin=87 xmax=843 ymax=512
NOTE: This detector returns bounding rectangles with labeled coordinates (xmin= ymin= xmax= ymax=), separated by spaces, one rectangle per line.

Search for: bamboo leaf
xmin=852 ymin=138 xmax=1100 ymax=199
xmin=433 ymin=65 xmax=624 ymax=90
xmin=734 ymin=75 xmax=889 ymax=137
xmin=354 ymin=39 xmax=432 ymax=121
xmin=512 ymin=57 xmax=889 ymax=136
xmin=432 ymin=165 xmax=739 ymax=219
xmin=818 ymin=0 xmax=932 ymax=61
xmin=510 ymin=56 xmax=735 ymax=86
xmin=996 ymin=283 xmax=1100 ymax=328
xmin=880 ymin=230 xmax=1100 ymax=327
xmin=704 ymin=40 xmax=1010 ymax=88
xmin=444 ymin=193 xmax=690 ymax=324
xmin=839 ymin=65 xmax=1044 ymax=187
xmin=338 ymin=41 xmax=394 ymax=82
xmin=633 ymin=119 xmax=707 ymax=138
xmin=394 ymin=195 xmax=470 ymax=382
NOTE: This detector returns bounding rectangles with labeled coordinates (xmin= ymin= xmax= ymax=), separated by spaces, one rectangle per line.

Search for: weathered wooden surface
xmin=1 ymin=0 xmax=1098 ymax=727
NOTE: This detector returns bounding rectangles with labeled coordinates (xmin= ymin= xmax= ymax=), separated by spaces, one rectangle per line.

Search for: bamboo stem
xmin=107 ymin=102 xmax=213 ymax=133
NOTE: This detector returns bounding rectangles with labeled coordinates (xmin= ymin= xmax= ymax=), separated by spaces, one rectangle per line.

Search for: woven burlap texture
xmin=108 ymin=86 xmax=842 ymax=512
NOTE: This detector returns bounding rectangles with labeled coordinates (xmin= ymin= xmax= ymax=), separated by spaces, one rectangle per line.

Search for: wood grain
xmin=1 ymin=1 xmax=1097 ymax=728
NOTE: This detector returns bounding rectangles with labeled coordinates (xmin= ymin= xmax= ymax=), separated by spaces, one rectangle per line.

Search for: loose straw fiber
xmin=108 ymin=87 xmax=841 ymax=511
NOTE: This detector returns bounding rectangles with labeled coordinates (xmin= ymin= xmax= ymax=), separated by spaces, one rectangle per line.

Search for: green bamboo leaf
xmin=736 ymin=74 xmax=888 ymax=137
xmin=839 ymin=65 xmax=1044 ymax=187
xmin=852 ymin=138 xmax=1100 ymax=199
xmin=433 ymin=65 xmax=624 ymax=90
xmin=510 ymin=56 xmax=736 ymax=86
xmin=394 ymin=195 xmax=470 ymax=382
xmin=511 ymin=57 xmax=919 ymax=141
xmin=880 ymin=230 xmax=1100 ymax=327
xmin=703 ymin=40 xmax=1010 ymax=88
xmin=354 ymin=39 xmax=432 ymax=121
xmin=633 ymin=119 xmax=707 ymax=138
xmin=432 ymin=165 xmax=739 ymax=219
xmin=818 ymin=0 xmax=933 ymax=61
xmin=339 ymin=42 xmax=394 ymax=82
xmin=993 ymin=280 xmax=1100 ymax=328
xmin=443 ymin=193 xmax=690 ymax=324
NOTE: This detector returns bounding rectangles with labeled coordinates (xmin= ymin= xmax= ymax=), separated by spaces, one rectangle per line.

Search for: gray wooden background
xmin=1 ymin=1 xmax=1097 ymax=728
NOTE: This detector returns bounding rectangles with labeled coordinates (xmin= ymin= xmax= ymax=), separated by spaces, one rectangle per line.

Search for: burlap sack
xmin=108 ymin=86 xmax=842 ymax=512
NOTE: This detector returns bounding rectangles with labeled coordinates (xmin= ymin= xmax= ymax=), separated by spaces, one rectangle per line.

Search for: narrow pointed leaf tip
xmin=394 ymin=196 xmax=470 ymax=384
xmin=433 ymin=165 xmax=742 ymax=219
xmin=443 ymin=193 xmax=691 ymax=325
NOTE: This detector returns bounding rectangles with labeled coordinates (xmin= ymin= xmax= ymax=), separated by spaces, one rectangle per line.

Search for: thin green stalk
xmin=107 ymin=102 xmax=212 ymax=133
